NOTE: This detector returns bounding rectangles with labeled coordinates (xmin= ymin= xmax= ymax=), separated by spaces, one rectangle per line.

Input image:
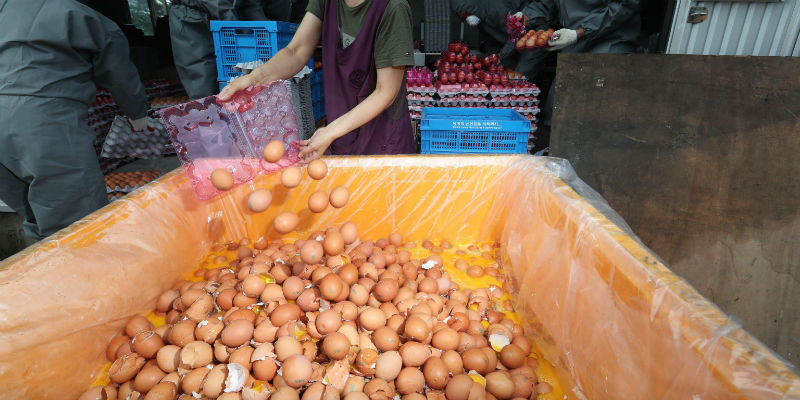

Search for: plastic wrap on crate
xmin=100 ymin=115 xmax=171 ymax=159
xmin=159 ymin=81 xmax=300 ymax=201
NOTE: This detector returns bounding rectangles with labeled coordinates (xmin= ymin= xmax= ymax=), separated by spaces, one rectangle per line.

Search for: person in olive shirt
xmin=219 ymin=0 xmax=416 ymax=160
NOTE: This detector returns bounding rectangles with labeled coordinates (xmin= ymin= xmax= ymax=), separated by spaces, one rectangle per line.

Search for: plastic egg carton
xmin=514 ymin=106 xmax=541 ymax=115
xmin=436 ymin=83 xmax=463 ymax=97
xmin=407 ymin=84 xmax=436 ymax=95
xmin=408 ymin=105 xmax=424 ymax=112
xmin=462 ymin=83 xmax=489 ymax=95
xmin=107 ymin=191 xmax=127 ymax=202
xmin=510 ymin=99 xmax=538 ymax=107
xmin=101 ymin=115 xmax=172 ymax=159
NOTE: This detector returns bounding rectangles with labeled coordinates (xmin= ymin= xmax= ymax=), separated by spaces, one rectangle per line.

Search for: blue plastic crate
xmin=211 ymin=20 xmax=313 ymax=82
xmin=420 ymin=108 xmax=530 ymax=154
xmin=311 ymin=70 xmax=324 ymax=85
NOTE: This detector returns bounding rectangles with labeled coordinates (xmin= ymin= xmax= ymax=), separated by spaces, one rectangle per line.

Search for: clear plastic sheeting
xmin=0 ymin=155 xmax=798 ymax=399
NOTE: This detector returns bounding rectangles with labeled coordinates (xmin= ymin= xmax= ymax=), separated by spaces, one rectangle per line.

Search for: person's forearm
xmin=250 ymin=46 xmax=309 ymax=83
xmin=325 ymin=89 xmax=399 ymax=142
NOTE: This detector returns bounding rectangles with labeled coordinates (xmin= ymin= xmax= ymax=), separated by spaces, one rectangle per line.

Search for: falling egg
xmin=263 ymin=140 xmax=285 ymax=163
xmin=247 ymin=189 xmax=272 ymax=212
xmin=210 ymin=169 xmax=234 ymax=190
xmin=307 ymin=159 xmax=328 ymax=180
xmin=329 ymin=186 xmax=349 ymax=208
xmin=307 ymin=190 xmax=329 ymax=213
xmin=339 ymin=221 xmax=358 ymax=244
xmin=274 ymin=211 xmax=299 ymax=234
xmin=281 ymin=167 xmax=302 ymax=188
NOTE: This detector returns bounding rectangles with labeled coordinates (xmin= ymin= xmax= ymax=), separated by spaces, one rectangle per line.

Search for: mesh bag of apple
xmin=81 ymin=157 xmax=559 ymax=400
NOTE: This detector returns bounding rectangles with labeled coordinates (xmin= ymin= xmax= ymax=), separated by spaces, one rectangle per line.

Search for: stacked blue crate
xmin=311 ymin=70 xmax=325 ymax=121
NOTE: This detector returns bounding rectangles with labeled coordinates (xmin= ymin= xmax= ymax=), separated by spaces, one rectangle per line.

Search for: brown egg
xmin=307 ymin=190 xmax=329 ymax=213
xmin=274 ymin=211 xmax=299 ymax=234
xmin=499 ymin=343 xmax=525 ymax=369
xmin=278 ymin=276 xmax=302 ymax=301
xmin=358 ymin=307 xmax=387 ymax=331
xmin=242 ymin=275 xmax=266 ymax=298
xmin=181 ymin=367 xmax=210 ymax=395
xmin=301 ymin=382 xmax=325 ymax=400
xmin=322 ymin=332 xmax=350 ymax=360
xmin=106 ymin=335 xmax=130 ymax=361
xmin=316 ymin=309 xmax=342 ymax=335
xmin=373 ymin=279 xmax=399 ymax=302
xmin=348 ymin=284 xmax=369 ymax=306
xmin=134 ymin=365 xmax=167 ymax=393
xmin=201 ymin=364 xmax=228 ymax=398
xmin=216 ymin=288 xmax=238 ymax=310
xmin=482 ymin=346 xmax=499 ymax=371
xmin=271 ymin=386 xmax=300 ymax=400
xmin=263 ymin=140 xmax=285 ymax=162
xmin=229 ymin=345 xmax=254 ymax=370
xmin=511 ymin=336 xmax=532 ymax=355
xmin=375 ymin=350 xmax=402 ymax=381
xmin=281 ymin=166 xmax=303 ymax=188
xmin=210 ymin=169 xmax=234 ymax=190
xmin=432 ymin=327 xmax=460 ymax=351
xmin=486 ymin=371 xmax=515 ymax=399
xmin=185 ymin=293 xmax=215 ymax=322
xmin=403 ymin=316 xmax=429 ymax=342
xmin=166 ymin=320 xmax=192 ymax=348
xmin=354 ymin=348 xmax=378 ymax=376
xmin=445 ymin=374 xmax=474 ymax=400
xmin=307 ymin=159 xmax=328 ymax=180
xmin=125 ymin=315 xmax=153 ymax=338
xmin=275 ymin=336 xmax=303 ymax=361
xmin=511 ymin=373 xmax=534 ymax=398
xmin=536 ymin=382 xmax=553 ymax=394
xmin=132 ymin=330 xmax=164 ymax=359
xmin=282 ymin=354 xmax=313 ymax=388
xmin=180 ymin=341 xmax=213 ymax=368
xmin=253 ymin=357 xmax=278 ymax=381
xmin=296 ymin=288 xmax=320 ymax=312
xmin=156 ymin=345 xmax=181 ymax=372
xmin=142 ymin=382 xmax=176 ymax=400
xmin=319 ymin=273 xmax=343 ymax=301
xmin=395 ymin=367 xmax=425 ymax=394
xmin=339 ymin=222 xmax=358 ymax=244
xmin=109 ymin=353 xmax=146 ymax=384
xmin=329 ymin=186 xmax=349 ymax=208
xmin=398 ymin=341 xmax=430 ymax=367
xmin=225 ymin=308 xmax=257 ymax=324
xmin=442 ymin=349 xmax=464 ymax=375
xmin=467 ymin=265 xmax=484 ymax=278
xmin=372 ymin=326 xmax=400 ymax=351
xmin=221 ymin=319 xmax=254 ymax=347
xmin=321 ymin=231 xmax=344 ymax=256
xmin=343 ymin=376 xmax=366 ymax=394
xmin=300 ymin=240 xmax=324 ymax=264
xmin=388 ymin=233 xmax=403 ymax=247
xmin=461 ymin=348 xmax=490 ymax=374
xmin=270 ymin=303 xmax=302 ymax=326
xmin=418 ymin=278 xmax=438 ymax=294
xmin=79 ymin=385 xmax=118 ymax=400
xmin=156 ymin=290 xmax=180 ymax=313
xmin=248 ymin=189 xmax=272 ymax=213
xmin=423 ymin=357 xmax=450 ymax=389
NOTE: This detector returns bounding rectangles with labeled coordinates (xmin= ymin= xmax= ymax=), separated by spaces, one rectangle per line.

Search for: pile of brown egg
xmin=105 ymin=171 xmax=162 ymax=190
xmin=82 ymin=226 xmax=554 ymax=400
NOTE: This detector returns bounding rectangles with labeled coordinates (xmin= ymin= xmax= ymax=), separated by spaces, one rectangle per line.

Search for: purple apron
xmin=321 ymin=0 xmax=416 ymax=155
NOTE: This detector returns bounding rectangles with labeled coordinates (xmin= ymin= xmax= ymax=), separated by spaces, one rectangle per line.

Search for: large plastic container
xmin=0 ymin=156 xmax=798 ymax=399
xmin=420 ymin=108 xmax=530 ymax=154
xmin=210 ymin=20 xmax=313 ymax=83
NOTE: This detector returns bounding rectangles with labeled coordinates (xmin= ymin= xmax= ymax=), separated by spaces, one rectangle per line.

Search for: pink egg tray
xmin=160 ymin=81 xmax=301 ymax=201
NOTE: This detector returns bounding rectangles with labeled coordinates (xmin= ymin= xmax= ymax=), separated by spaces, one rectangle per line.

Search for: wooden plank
xmin=550 ymin=53 xmax=800 ymax=366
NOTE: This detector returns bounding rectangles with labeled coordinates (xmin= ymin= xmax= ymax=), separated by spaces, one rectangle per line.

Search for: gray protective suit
xmin=522 ymin=0 xmax=640 ymax=127
xmin=0 ymin=0 xmax=148 ymax=240
xmin=522 ymin=0 xmax=640 ymax=53
xmin=169 ymin=0 xmax=236 ymax=99
xmin=449 ymin=0 xmax=541 ymax=79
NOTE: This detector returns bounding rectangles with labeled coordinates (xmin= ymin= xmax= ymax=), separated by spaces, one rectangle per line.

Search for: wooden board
xmin=550 ymin=53 xmax=800 ymax=366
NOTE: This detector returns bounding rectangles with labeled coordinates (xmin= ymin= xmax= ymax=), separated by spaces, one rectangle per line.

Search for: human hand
xmin=547 ymin=28 xmax=578 ymax=51
xmin=218 ymin=74 xmax=257 ymax=101
xmin=299 ymin=127 xmax=335 ymax=163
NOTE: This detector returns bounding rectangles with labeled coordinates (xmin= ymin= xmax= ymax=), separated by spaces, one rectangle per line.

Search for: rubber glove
xmin=465 ymin=15 xmax=480 ymax=26
xmin=547 ymin=28 xmax=578 ymax=51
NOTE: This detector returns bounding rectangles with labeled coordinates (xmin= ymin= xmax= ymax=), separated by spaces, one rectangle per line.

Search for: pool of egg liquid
xmin=91 ymin=240 xmax=568 ymax=400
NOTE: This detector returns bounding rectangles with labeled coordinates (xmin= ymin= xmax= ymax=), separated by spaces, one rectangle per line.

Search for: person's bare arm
xmin=218 ymin=12 xmax=322 ymax=100
xmin=298 ymin=66 xmax=405 ymax=161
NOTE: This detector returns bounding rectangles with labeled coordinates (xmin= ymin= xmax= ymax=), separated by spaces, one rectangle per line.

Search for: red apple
xmin=460 ymin=46 xmax=469 ymax=56
xmin=453 ymin=42 xmax=462 ymax=54
xmin=456 ymin=53 xmax=464 ymax=64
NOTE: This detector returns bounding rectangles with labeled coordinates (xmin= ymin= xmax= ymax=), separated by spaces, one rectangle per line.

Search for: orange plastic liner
xmin=1 ymin=155 xmax=797 ymax=399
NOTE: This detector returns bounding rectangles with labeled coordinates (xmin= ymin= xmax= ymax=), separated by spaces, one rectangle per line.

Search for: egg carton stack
xmin=104 ymin=170 xmax=163 ymax=202
xmin=406 ymin=67 xmax=435 ymax=120
xmin=88 ymin=89 xmax=122 ymax=154
xmin=150 ymin=95 xmax=191 ymax=110
xmin=100 ymin=114 xmax=172 ymax=159
xmin=489 ymin=81 xmax=540 ymax=151
xmin=435 ymin=84 xmax=462 ymax=108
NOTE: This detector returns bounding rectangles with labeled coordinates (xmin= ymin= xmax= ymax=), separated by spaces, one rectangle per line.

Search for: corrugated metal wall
xmin=667 ymin=0 xmax=800 ymax=56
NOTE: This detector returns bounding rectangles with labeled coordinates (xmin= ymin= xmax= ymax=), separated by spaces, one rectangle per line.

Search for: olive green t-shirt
xmin=307 ymin=0 xmax=414 ymax=69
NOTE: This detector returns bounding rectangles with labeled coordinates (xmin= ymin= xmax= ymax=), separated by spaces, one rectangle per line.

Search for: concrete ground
xmin=0 ymin=156 xmax=181 ymax=261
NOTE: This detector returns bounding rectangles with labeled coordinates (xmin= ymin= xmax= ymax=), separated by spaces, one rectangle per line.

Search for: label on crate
xmin=450 ymin=120 xmax=504 ymax=130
